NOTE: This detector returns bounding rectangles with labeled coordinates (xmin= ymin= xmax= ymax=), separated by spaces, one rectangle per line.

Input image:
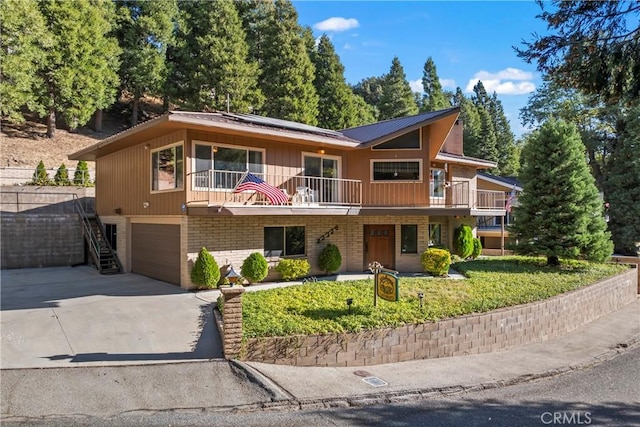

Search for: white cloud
xmin=465 ymin=68 xmax=536 ymax=95
xmin=440 ymin=78 xmax=456 ymax=89
xmin=343 ymin=43 xmax=355 ymax=50
xmin=313 ymin=17 xmax=359 ymax=32
xmin=410 ymin=79 xmax=423 ymax=93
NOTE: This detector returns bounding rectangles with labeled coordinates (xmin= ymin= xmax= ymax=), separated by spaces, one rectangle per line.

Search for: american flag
xmin=234 ymin=172 xmax=289 ymax=205
xmin=505 ymin=186 xmax=516 ymax=213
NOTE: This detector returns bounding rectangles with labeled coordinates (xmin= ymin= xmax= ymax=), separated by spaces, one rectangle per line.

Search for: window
xmin=264 ymin=226 xmax=305 ymax=257
xmin=429 ymin=223 xmax=442 ymax=247
xmin=372 ymin=129 xmax=421 ymax=150
xmin=152 ymin=144 xmax=183 ymax=191
xmin=430 ymin=169 xmax=445 ymax=197
xmin=401 ymin=225 xmax=417 ymax=254
xmin=193 ymin=143 xmax=263 ymax=189
xmin=372 ymin=161 xmax=421 ymax=181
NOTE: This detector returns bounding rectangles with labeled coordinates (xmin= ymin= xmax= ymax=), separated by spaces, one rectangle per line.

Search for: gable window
xmin=429 ymin=223 xmax=442 ymax=247
xmin=372 ymin=160 xmax=421 ymax=181
xmin=372 ymin=129 xmax=421 ymax=150
xmin=430 ymin=169 xmax=445 ymax=197
xmin=194 ymin=142 xmax=263 ymax=189
xmin=152 ymin=143 xmax=183 ymax=191
xmin=401 ymin=224 xmax=418 ymax=254
xmin=264 ymin=226 xmax=305 ymax=257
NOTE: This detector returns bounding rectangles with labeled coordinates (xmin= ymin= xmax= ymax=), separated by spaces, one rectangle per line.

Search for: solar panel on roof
xmin=223 ymin=113 xmax=343 ymax=137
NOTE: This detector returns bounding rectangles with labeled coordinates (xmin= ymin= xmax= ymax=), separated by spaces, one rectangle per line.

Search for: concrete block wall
xmin=0 ymin=186 xmax=95 ymax=214
xmin=240 ymin=267 xmax=637 ymax=366
xmin=1 ymin=213 xmax=84 ymax=268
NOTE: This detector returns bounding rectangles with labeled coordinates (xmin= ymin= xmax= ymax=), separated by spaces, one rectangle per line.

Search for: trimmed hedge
xmin=318 ymin=243 xmax=342 ymax=274
xmin=241 ymin=252 xmax=269 ymax=284
xmin=421 ymin=248 xmax=452 ymax=276
xmin=191 ymin=247 xmax=220 ymax=289
xmin=471 ymin=237 xmax=483 ymax=259
xmin=275 ymin=258 xmax=310 ymax=281
xmin=453 ymin=225 xmax=474 ymax=258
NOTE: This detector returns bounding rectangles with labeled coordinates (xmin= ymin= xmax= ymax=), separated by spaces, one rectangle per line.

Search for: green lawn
xmin=229 ymin=257 xmax=629 ymax=339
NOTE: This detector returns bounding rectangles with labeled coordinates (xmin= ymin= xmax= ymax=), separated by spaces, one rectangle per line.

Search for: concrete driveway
xmin=1 ymin=266 xmax=222 ymax=369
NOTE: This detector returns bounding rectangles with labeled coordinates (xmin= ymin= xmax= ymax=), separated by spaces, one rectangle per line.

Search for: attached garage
xmin=131 ymin=223 xmax=181 ymax=285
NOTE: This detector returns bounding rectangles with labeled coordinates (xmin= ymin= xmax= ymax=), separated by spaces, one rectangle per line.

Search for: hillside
xmin=1 ymin=99 xmax=162 ymax=171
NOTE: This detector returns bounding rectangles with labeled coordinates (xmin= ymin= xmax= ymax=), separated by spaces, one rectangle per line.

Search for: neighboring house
xmin=70 ymin=107 xmax=504 ymax=288
xmin=476 ymin=172 xmax=522 ymax=253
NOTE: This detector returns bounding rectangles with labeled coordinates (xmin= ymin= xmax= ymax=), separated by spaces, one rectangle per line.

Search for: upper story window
xmin=372 ymin=129 xmax=421 ymax=150
xmin=193 ymin=142 xmax=264 ymax=189
xmin=372 ymin=160 xmax=421 ymax=181
xmin=152 ymin=143 xmax=183 ymax=191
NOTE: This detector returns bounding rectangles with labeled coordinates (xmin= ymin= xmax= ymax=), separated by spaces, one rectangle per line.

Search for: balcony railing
xmin=186 ymin=170 xmax=362 ymax=207
xmin=186 ymin=171 xmax=505 ymax=210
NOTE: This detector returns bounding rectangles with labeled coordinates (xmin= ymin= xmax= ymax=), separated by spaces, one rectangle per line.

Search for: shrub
xmin=275 ymin=258 xmax=310 ymax=281
xmin=241 ymin=252 xmax=269 ymax=284
xmin=54 ymin=163 xmax=70 ymax=185
xmin=421 ymin=248 xmax=451 ymax=276
xmin=191 ymin=247 xmax=220 ymax=289
xmin=74 ymin=160 xmax=90 ymax=185
xmin=453 ymin=225 xmax=474 ymax=258
xmin=32 ymin=160 xmax=50 ymax=185
xmin=318 ymin=243 xmax=342 ymax=274
xmin=471 ymin=238 xmax=483 ymax=259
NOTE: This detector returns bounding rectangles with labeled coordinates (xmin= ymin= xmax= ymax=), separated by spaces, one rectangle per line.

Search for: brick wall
xmin=240 ymin=267 xmax=637 ymax=366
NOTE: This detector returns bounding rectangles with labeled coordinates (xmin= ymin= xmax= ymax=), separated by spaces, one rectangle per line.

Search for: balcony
xmin=186 ymin=171 xmax=504 ymax=212
xmin=186 ymin=170 xmax=362 ymax=207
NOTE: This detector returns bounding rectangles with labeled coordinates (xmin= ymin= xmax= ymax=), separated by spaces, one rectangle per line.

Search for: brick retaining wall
xmin=239 ymin=267 xmax=637 ymax=366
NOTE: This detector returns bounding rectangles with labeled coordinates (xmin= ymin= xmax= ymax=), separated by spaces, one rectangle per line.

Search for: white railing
xmin=186 ymin=170 xmax=362 ymax=207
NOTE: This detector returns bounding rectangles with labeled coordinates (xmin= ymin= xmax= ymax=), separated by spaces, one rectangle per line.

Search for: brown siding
xmin=96 ymin=130 xmax=187 ymax=216
xmin=131 ymin=223 xmax=181 ymax=285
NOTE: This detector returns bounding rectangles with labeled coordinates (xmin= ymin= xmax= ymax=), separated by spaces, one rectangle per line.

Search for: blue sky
xmin=293 ymin=1 xmax=550 ymax=137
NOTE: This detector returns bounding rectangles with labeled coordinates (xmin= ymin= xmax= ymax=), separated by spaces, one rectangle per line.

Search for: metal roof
xmin=341 ymin=107 xmax=460 ymax=144
xmin=478 ymin=172 xmax=522 ymax=190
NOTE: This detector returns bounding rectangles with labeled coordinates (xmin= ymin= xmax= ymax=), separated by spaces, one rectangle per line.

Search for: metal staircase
xmin=73 ymin=195 xmax=122 ymax=274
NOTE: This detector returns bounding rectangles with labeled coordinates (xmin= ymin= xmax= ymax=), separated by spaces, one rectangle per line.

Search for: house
xmin=476 ymin=172 xmax=522 ymax=254
xmin=69 ymin=107 xmax=505 ymax=288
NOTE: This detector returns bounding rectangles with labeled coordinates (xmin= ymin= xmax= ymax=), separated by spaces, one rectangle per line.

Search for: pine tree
xmin=454 ymin=88 xmax=482 ymax=158
xmin=311 ymin=34 xmax=360 ymax=129
xmin=510 ymin=119 xmax=613 ymax=265
xmin=605 ymin=105 xmax=640 ymax=255
xmin=54 ymin=163 xmax=70 ymax=185
xmin=32 ymin=160 xmax=50 ymax=185
xmin=0 ymin=0 xmax=51 ymax=124
xmin=420 ymin=57 xmax=451 ymax=112
xmin=74 ymin=161 xmax=90 ymax=185
xmin=38 ymin=0 xmax=121 ymax=137
xmin=257 ymin=0 xmax=318 ymax=124
xmin=350 ymin=94 xmax=377 ymax=127
xmin=115 ymin=0 xmax=177 ymax=126
xmin=352 ymin=76 xmax=384 ymax=120
xmin=489 ymin=93 xmax=518 ymax=175
xmin=170 ymin=0 xmax=263 ymax=113
xmin=378 ymin=57 xmax=418 ymax=120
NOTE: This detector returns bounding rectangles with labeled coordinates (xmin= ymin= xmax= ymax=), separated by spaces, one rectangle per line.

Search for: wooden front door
xmin=364 ymin=225 xmax=395 ymax=270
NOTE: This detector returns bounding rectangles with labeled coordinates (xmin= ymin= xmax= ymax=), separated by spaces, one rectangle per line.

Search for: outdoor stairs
xmin=88 ymin=217 xmax=122 ymax=274
xmin=72 ymin=194 xmax=122 ymax=274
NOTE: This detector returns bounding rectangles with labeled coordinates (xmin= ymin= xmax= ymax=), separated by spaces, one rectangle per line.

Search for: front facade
xmin=71 ymin=108 xmax=504 ymax=288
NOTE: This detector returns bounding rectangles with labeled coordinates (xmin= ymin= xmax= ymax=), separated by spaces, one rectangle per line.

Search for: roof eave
xmin=435 ymin=153 xmax=498 ymax=169
xmin=478 ymin=174 xmax=522 ymax=191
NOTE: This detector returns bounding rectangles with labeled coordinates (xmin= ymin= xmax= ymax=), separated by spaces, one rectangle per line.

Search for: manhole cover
xmin=353 ymin=370 xmax=371 ymax=377
xmin=362 ymin=376 xmax=387 ymax=387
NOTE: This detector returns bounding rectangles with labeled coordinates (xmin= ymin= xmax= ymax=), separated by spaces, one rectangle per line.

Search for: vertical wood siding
xmin=96 ymin=130 xmax=187 ymax=216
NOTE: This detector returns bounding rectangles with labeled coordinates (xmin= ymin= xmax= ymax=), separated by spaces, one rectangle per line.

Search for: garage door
xmin=132 ymin=224 xmax=181 ymax=285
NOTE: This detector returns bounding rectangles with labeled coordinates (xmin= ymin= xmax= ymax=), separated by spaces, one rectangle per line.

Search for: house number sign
xmin=369 ymin=261 xmax=399 ymax=305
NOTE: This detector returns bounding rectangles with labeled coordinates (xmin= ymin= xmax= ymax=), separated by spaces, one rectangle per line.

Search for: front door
xmin=364 ymin=225 xmax=395 ymax=270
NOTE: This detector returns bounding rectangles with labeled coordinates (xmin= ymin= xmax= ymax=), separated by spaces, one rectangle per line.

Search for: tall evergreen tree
xmin=38 ymin=0 xmax=121 ymax=137
xmin=350 ymin=94 xmax=377 ymax=127
xmin=311 ymin=34 xmax=360 ymax=129
xmin=510 ymin=119 xmax=613 ymax=265
xmin=454 ymin=87 xmax=482 ymax=158
xmin=605 ymin=104 xmax=640 ymax=255
xmin=115 ymin=0 xmax=177 ymax=126
xmin=420 ymin=57 xmax=451 ymax=112
xmin=352 ymin=76 xmax=384 ymax=120
xmin=170 ymin=0 xmax=262 ymax=113
xmin=257 ymin=0 xmax=318 ymax=124
xmin=489 ymin=93 xmax=518 ymax=175
xmin=0 ymin=0 xmax=51 ymax=124
xmin=378 ymin=57 xmax=418 ymax=120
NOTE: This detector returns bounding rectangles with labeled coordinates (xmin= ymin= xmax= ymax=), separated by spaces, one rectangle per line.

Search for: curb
xmin=228 ymin=334 xmax=640 ymax=413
